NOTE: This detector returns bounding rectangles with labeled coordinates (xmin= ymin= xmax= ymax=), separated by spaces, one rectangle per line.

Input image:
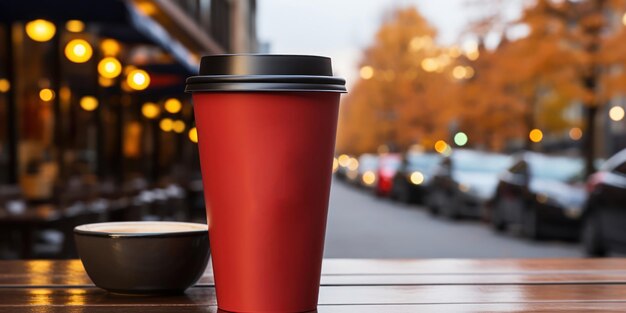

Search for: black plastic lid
xmin=185 ymin=54 xmax=347 ymax=93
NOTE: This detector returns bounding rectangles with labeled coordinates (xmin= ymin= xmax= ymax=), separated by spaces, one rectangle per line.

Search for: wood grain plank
xmin=4 ymin=259 xmax=626 ymax=277
xmin=7 ymin=272 xmax=626 ymax=288
xmin=3 ymin=302 xmax=626 ymax=313
xmin=4 ymin=259 xmax=626 ymax=287
xmin=2 ymin=284 xmax=626 ymax=307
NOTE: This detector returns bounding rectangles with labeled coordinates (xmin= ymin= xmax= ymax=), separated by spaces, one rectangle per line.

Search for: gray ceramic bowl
xmin=74 ymin=221 xmax=210 ymax=294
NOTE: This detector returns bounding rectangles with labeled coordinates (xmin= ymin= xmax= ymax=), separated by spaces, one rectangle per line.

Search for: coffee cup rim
xmin=74 ymin=221 xmax=208 ymax=239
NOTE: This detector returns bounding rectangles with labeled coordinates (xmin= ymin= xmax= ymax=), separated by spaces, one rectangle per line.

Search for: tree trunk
xmin=583 ymin=105 xmax=597 ymax=177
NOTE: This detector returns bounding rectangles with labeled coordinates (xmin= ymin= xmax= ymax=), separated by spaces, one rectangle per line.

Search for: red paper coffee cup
xmin=186 ymin=55 xmax=346 ymax=312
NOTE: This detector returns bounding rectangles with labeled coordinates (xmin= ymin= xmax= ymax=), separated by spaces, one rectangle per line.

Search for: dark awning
xmin=0 ymin=0 xmax=199 ymax=73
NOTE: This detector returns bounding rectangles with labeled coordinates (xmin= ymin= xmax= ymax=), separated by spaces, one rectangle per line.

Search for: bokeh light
xmin=188 ymin=127 xmax=198 ymax=143
xmin=101 ymin=39 xmax=121 ymax=56
xmin=347 ymin=158 xmax=359 ymax=171
xmin=127 ymin=69 xmax=150 ymax=91
xmin=25 ymin=19 xmax=56 ymax=42
xmin=65 ymin=39 xmax=93 ymax=63
xmin=97 ymin=57 xmax=122 ymax=79
xmin=454 ymin=132 xmax=468 ymax=146
xmin=421 ymin=58 xmax=438 ymax=72
xmin=362 ymin=171 xmax=376 ymax=185
xmin=332 ymin=157 xmax=339 ymax=173
xmin=609 ymin=106 xmax=625 ymax=121
xmin=79 ymin=96 xmax=98 ymax=111
xmin=0 ymin=79 xmax=10 ymax=93
xmin=160 ymin=118 xmax=173 ymax=132
xmin=464 ymin=66 xmax=475 ymax=78
xmin=466 ymin=50 xmax=480 ymax=60
xmin=141 ymin=102 xmax=160 ymax=119
xmin=434 ymin=140 xmax=448 ymax=154
xmin=338 ymin=154 xmax=351 ymax=167
xmin=164 ymin=98 xmax=182 ymax=113
xmin=410 ymin=171 xmax=424 ymax=185
xmin=360 ymin=66 xmax=374 ymax=80
xmin=172 ymin=120 xmax=186 ymax=133
xmin=452 ymin=66 xmax=467 ymax=79
xmin=39 ymin=88 xmax=55 ymax=102
xmin=569 ymin=127 xmax=583 ymax=140
xmin=65 ymin=20 xmax=85 ymax=33
xmin=98 ymin=76 xmax=114 ymax=87
xmin=529 ymin=128 xmax=543 ymax=143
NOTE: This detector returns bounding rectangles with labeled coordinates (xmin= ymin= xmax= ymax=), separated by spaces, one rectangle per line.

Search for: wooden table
xmin=1 ymin=258 xmax=626 ymax=312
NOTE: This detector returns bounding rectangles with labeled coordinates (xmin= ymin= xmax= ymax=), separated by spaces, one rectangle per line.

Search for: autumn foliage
xmin=337 ymin=0 xmax=626 ymax=175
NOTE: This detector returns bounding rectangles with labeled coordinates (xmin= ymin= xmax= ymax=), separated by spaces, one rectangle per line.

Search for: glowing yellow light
xmin=421 ymin=58 xmax=438 ymax=72
xmin=452 ymin=66 xmax=467 ymax=79
xmin=332 ymin=157 xmax=339 ymax=173
xmin=65 ymin=39 xmax=93 ymax=63
xmin=137 ymin=2 xmax=158 ymax=15
xmin=0 ymin=79 xmax=10 ymax=93
xmin=98 ymin=76 xmax=114 ymax=87
xmin=172 ymin=120 xmax=186 ymax=133
xmin=569 ymin=127 xmax=582 ymax=140
xmin=160 ymin=118 xmax=173 ymax=132
xmin=189 ymin=127 xmax=198 ymax=143
xmin=97 ymin=57 xmax=122 ymax=79
xmin=409 ymin=36 xmax=432 ymax=52
xmin=39 ymin=88 xmax=55 ymax=102
xmin=65 ymin=20 xmax=85 ymax=33
xmin=25 ymin=19 xmax=56 ymax=42
xmin=347 ymin=158 xmax=359 ymax=171
xmin=141 ymin=102 xmax=160 ymax=119
xmin=338 ymin=154 xmax=351 ymax=167
xmin=101 ymin=39 xmax=121 ymax=56
xmin=609 ymin=106 xmax=625 ymax=121
xmin=362 ymin=171 xmax=376 ymax=185
xmin=410 ymin=171 xmax=424 ymax=185
xmin=79 ymin=96 xmax=98 ymax=111
xmin=434 ymin=140 xmax=448 ymax=154
xmin=164 ymin=98 xmax=182 ymax=113
xmin=464 ymin=66 xmax=475 ymax=78
xmin=529 ymin=128 xmax=543 ymax=143
xmin=467 ymin=50 xmax=480 ymax=61
xmin=360 ymin=66 xmax=374 ymax=80
xmin=127 ymin=69 xmax=150 ymax=91
xmin=622 ymin=12 xmax=626 ymax=26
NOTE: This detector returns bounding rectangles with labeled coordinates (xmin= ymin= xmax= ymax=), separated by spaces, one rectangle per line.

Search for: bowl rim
xmin=74 ymin=221 xmax=208 ymax=239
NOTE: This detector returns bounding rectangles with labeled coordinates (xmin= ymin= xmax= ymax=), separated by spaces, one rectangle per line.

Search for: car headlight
xmin=409 ymin=171 xmax=425 ymax=185
xmin=362 ymin=171 xmax=376 ymax=185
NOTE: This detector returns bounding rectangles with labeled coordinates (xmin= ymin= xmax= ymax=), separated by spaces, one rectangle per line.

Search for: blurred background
xmin=1 ymin=0 xmax=626 ymax=260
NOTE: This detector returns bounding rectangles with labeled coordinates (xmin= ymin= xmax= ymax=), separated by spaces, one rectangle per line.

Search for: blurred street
xmin=325 ymin=179 xmax=580 ymax=259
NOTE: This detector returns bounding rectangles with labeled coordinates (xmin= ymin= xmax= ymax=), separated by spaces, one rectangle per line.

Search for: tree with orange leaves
xmin=336 ymin=7 xmax=460 ymax=155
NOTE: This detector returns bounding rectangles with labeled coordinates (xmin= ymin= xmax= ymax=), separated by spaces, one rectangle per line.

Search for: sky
xmin=257 ymin=0 xmax=523 ymax=88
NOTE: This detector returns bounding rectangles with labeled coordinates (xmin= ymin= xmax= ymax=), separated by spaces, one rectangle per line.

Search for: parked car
xmin=488 ymin=152 xmax=585 ymax=240
xmin=427 ymin=149 xmax=511 ymax=219
xmin=375 ymin=153 xmax=401 ymax=197
xmin=390 ymin=152 xmax=440 ymax=203
xmin=581 ymin=148 xmax=626 ymax=256
xmin=354 ymin=154 xmax=379 ymax=189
